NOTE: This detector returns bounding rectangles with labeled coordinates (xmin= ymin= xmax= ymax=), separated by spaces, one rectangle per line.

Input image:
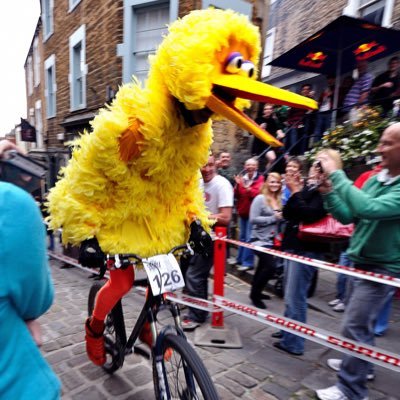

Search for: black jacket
xmin=281 ymin=185 xmax=329 ymax=253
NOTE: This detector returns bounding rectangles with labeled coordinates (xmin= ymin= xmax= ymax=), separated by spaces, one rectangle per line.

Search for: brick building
xmin=24 ymin=0 xmax=269 ymax=185
xmin=262 ymin=0 xmax=400 ymax=95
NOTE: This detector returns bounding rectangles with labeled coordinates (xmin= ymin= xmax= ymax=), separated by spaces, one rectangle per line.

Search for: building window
xmin=262 ymin=28 xmax=276 ymax=79
xmin=69 ymin=25 xmax=87 ymax=110
xmin=344 ymin=0 xmax=394 ymax=27
xmin=33 ymin=37 xmax=40 ymax=87
xmin=69 ymin=0 xmax=82 ymax=12
xmin=42 ymin=0 xmax=54 ymax=40
xmin=201 ymin=0 xmax=252 ymax=15
xmin=27 ymin=56 xmax=33 ymax=95
xmin=119 ymin=0 xmax=180 ymax=83
xmin=45 ymin=55 xmax=56 ymax=118
xmin=133 ymin=3 xmax=170 ymax=82
xmin=35 ymin=100 xmax=44 ymax=149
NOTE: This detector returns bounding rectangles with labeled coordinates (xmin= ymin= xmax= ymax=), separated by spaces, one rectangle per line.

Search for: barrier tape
xmin=221 ymin=237 xmax=400 ymax=288
xmin=49 ymin=251 xmax=400 ymax=372
xmin=213 ymin=295 xmax=400 ymax=373
xmin=48 ymin=251 xmax=218 ymax=313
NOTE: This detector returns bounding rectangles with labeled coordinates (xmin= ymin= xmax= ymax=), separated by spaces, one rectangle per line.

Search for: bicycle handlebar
xmin=107 ymin=243 xmax=194 ymax=265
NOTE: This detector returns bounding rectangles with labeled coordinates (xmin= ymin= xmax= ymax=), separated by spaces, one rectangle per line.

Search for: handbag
xmin=298 ymin=214 xmax=354 ymax=242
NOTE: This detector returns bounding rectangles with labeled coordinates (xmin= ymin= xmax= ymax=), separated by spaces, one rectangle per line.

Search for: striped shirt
xmin=344 ymin=72 xmax=373 ymax=110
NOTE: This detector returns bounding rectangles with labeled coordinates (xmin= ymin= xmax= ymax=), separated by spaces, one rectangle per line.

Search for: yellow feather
xmin=47 ymin=9 xmax=261 ymax=257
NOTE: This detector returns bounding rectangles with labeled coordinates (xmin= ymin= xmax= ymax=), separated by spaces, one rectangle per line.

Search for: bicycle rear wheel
xmin=153 ymin=333 xmax=219 ymax=400
xmin=88 ymin=281 xmax=126 ymax=374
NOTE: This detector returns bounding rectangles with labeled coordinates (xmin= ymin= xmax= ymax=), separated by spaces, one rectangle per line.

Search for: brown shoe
xmin=85 ymin=318 xmax=106 ymax=366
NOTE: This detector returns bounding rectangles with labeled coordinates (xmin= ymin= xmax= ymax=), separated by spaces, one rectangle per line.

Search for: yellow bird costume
xmin=48 ymin=8 xmax=317 ymax=368
xmin=48 ymin=8 xmax=316 ymax=258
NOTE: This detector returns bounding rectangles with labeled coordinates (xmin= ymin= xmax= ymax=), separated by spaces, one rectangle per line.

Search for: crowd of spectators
xmin=249 ymin=57 xmax=400 ymax=177
xmin=2 ymin=56 xmax=400 ymax=399
xmin=210 ymin=118 xmax=400 ymax=400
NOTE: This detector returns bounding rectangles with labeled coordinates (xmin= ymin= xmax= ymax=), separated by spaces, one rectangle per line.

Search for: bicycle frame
xmin=109 ymin=266 xmax=187 ymax=369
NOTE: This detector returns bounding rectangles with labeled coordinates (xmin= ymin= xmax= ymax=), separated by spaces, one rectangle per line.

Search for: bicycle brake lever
xmin=186 ymin=243 xmax=195 ymax=256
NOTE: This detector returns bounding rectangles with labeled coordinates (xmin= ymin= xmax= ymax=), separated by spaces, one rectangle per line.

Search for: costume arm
xmin=2 ymin=185 xmax=54 ymax=320
xmin=329 ymin=170 xmax=400 ymax=220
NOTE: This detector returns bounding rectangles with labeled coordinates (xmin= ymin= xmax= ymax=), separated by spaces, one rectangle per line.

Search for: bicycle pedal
xmin=133 ymin=345 xmax=151 ymax=359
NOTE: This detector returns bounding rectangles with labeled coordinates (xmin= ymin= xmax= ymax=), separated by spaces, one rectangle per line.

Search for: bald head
xmin=376 ymin=123 xmax=400 ymax=175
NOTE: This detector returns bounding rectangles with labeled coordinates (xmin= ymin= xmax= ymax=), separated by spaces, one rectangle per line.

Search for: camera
xmin=0 ymin=150 xmax=47 ymax=195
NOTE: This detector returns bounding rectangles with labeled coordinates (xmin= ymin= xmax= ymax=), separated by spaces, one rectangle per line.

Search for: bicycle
xmin=88 ymin=244 xmax=219 ymax=400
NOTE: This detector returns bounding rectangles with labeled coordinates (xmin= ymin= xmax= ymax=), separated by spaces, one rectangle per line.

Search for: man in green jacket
xmin=315 ymin=123 xmax=400 ymax=400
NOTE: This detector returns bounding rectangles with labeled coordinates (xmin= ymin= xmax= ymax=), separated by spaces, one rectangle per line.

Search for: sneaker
xmin=327 ymin=359 xmax=375 ymax=381
xmin=316 ymin=385 xmax=349 ymax=400
xmin=328 ymin=298 xmax=341 ymax=307
xmin=85 ymin=318 xmax=106 ymax=366
xmin=237 ymin=265 xmax=251 ymax=272
xmin=332 ymin=302 xmax=345 ymax=312
xmin=181 ymin=317 xmax=200 ymax=331
xmin=227 ymin=257 xmax=237 ymax=265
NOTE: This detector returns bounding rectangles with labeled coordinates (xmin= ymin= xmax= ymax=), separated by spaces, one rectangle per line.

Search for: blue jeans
xmin=280 ymin=250 xmax=320 ymax=354
xmin=313 ymin=112 xmax=331 ymax=143
xmin=237 ymin=217 xmax=254 ymax=267
xmin=374 ymin=288 xmax=395 ymax=336
xmin=284 ymin=127 xmax=299 ymax=155
xmin=336 ymin=251 xmax=352 ymax=301
xmin=337 ymin=266 xmax=399 ymax=400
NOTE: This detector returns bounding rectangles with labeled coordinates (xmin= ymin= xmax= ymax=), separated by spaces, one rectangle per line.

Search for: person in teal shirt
xmin=0 ymin=173 xmax=61 ymax=398
xmin=315 ymin=124 xmax=400 ymax=400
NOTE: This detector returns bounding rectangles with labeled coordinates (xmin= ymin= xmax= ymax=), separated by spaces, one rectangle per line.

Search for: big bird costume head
xmin=48 ymin=9 xmax=316 ymax=257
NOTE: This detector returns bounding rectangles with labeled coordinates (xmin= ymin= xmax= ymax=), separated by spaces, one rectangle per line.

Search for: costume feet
xmin=85 ymin=318 xmax=106 ymax=366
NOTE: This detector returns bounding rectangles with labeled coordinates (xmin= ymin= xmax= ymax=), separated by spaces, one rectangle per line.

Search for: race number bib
xmin=143 ymin=254 xmax=185 ymax=295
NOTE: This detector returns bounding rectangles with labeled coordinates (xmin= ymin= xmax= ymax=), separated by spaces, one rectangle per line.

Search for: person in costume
xmin=47 ymin=8 xmax=316 ymax=366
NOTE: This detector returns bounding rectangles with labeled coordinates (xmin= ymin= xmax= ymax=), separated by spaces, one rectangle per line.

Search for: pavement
xmin=40 ymin=249 xmax=400 ymax=400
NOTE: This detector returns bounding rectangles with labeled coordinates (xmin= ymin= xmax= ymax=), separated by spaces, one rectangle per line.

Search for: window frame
xmin=201 ymin=0 xmax=252 ymax=15
xmin=27 ymin=56 xmax=33 ymax=96
xmin=33 ymin=37 xmax=40 ymax=87
xmin=261 ymin=28 xmax=276 ymax=79
xmin=68 ymin=0 xmax=82 ymax=12
xmin=45 ymin=54 xmax=57 ymax=118
xmin=118 ymin=0 xmax=179 ymax=84
xmin=344 ymin=0 xmax=394 ymax=27
xmin=69 ymin=25 xmax=87 ymax=111
xmin=41 ymin=0 xmax=54 ymax=41
xmin=35 ymin=100 xmax=44 ymax=149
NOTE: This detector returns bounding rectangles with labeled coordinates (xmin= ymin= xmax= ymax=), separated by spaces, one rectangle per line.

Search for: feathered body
xmin=48 ymin=9 xmax=260 ymax=257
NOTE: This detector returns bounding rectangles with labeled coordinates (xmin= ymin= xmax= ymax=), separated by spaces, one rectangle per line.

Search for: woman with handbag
xmin=248 ymin=173 xmax=283 ymax=309
xmin=272 ymin=161 xmax=329 ymax=356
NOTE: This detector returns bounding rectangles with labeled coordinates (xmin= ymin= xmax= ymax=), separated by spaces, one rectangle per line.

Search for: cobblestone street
xmin=40 ymin=258 xmax=400 ymax=399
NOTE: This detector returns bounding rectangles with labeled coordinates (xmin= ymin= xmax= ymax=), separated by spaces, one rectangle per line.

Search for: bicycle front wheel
xmin=153 ymin=334 xmax=219 ymax=400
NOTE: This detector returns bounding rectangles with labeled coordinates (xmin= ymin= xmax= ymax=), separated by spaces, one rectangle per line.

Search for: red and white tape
xmin=213 ymin=295 xmax=400 ymax=373
xmin=221 ymin=237 xmax=400 ymax=288
xmin=49 ymin=251 xmax=400 ymax=372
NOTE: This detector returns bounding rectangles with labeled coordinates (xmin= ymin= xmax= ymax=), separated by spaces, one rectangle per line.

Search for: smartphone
xmin=314 ymin=160 xmax=324 ymax=173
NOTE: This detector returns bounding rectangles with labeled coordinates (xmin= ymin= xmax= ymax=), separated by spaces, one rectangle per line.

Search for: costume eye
xmin=225 ymin=52 xmax=243 ymax=73
xmin=240 ymin=61 xmax=255 ymax=78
